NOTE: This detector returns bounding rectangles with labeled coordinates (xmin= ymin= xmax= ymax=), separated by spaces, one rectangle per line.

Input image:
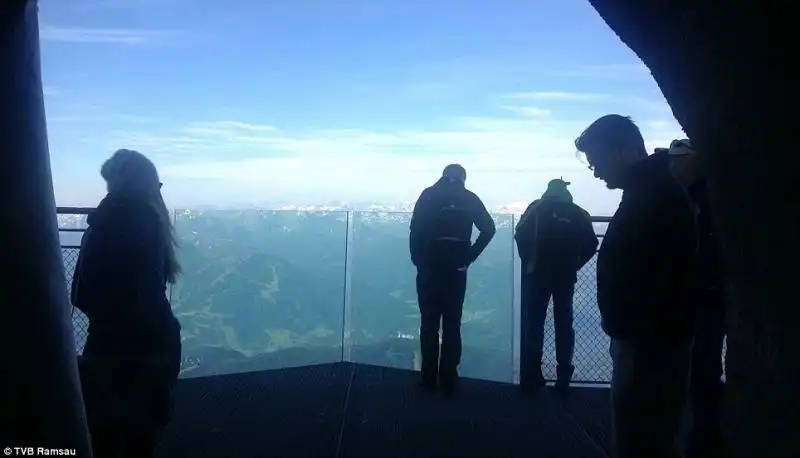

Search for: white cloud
xmin=183 ymin=121 xmax=277 ymax=137
xmin=198 ymin=121 xmax=277 ymax=132
xmin=555 ymin=63 xmax=650 ymax=78
xmin=120 ymin=115 xmax=585 ymax=164
xmin=504 ymin=91 xmax=609 ymax=102
xmin=40 ymin=26 xmax=180 ymax=44
xmin=501 ymin=106 xmax=552 ymax=117
xmin=47 ymin=83 xmax=683 ymax=216
xmin=77 ymin=110 xmax=680 ymax=215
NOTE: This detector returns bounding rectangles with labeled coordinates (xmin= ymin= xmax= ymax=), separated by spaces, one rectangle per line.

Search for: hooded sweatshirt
xmin=515 ymin=179 xmax=598 ymax=282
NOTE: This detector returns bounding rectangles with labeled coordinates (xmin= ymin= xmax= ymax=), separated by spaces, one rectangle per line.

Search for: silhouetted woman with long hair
xmin=72 ymin=149 xmax=182 ymax=457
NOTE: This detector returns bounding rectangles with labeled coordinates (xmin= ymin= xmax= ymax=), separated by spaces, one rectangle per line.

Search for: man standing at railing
xmin=514 ymin=178 xmax=598 ymax=394
xmin=410 ymin=164 xmax=496 ymax=395
xmin=666 ymin=139 xmax=727 ymax=458
xmin=574 ymin=115 xmax=698 ymax=458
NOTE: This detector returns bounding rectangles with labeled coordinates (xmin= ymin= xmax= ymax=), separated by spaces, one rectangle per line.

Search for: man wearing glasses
xmin=574 ymin=115 xmax=698 ymax=458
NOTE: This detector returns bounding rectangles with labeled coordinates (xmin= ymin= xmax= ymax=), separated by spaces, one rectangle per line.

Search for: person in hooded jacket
xmin=667 ymin=139 xmax=727 ymax=458
xmin=409 ymin=164 xmax=496 ymax=394
xmin=71 ymin=149 xmax=182 ymax=458
xmin=514 ymin=178 xmax=598 ymax=393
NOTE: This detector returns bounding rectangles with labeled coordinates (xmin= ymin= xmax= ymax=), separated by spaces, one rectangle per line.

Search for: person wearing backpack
xmin=409 ymin=164 xmax=496 ymax=395
xmin=515 ymin=178 xmax=598 ymax=393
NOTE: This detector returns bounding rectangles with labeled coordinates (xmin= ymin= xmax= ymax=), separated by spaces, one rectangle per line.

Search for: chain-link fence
xmin=61 ymin=247 xmax=88 ymax=354
xmin=538 ymin=249 xmax=727 ymax=384
xmin=573 ymin=255 xmax=609 ymax=383
xmin=537 ymin=254 xmax=611 ymax=383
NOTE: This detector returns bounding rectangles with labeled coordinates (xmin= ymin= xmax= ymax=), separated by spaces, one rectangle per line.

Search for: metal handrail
xmin=56 ymin=206 xmax=93 ymax=215
xmin=56 ymin=207 xmax=612 ymax=223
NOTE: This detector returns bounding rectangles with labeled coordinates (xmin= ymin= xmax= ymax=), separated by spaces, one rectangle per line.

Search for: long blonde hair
xmin=100 ymin=149 xmax=181 ymax=283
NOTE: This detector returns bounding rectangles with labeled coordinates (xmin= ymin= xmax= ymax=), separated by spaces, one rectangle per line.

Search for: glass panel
xmin=592 ymin=221 xmax=609 ymax=242
xmin=347 ymin=211 xmax=514 ymax=383
xmin=57 ymin=212 xmax=88 ymax=248
xmin=172 ymin=209 xmax=347 ymax=378
xmin=463 ymin=214 xmax=514 ymax=382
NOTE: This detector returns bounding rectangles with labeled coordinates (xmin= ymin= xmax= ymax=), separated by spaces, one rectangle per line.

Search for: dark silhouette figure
xmin=409 ymin=164 xmax=496 ymax=394
xmin=71 ymin=149 xmax=183 ymax=458
xmin=575 ymin=115 xmax=698 ymax=458
xmin=514 ymin=178 xmax=598 ymax=393
xmin=668 ymin=139 xmax=726 ymax=458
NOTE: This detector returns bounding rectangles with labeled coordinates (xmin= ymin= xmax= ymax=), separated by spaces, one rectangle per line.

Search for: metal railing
xmin=58 ymin=207 xmax=613 ymax=384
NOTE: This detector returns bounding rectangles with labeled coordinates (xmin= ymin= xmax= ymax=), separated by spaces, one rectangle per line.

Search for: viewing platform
xmin=158 ymin=362 xmax=612 ymax=458
xmin=59 ymin=206 xmax=616 ymax=457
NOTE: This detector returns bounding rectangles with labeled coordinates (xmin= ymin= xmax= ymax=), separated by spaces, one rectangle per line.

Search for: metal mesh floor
xmin=157 ymin=362 xmax=611 ymax=458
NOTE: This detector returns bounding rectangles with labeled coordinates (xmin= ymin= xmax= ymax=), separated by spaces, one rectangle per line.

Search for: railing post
xmin=0 ymin=1 xmax=92 ymax=455
xmin=340 ymin=210 xmax=354 ymax=362
xmin=168 ymin=208 xmax=177 ymax=305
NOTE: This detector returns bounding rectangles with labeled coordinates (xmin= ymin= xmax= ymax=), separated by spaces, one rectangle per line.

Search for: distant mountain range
xmin=59 ymin=207 xmax=612 ymax=384
xmin=56 ymin=199 xmax=532 ymax=220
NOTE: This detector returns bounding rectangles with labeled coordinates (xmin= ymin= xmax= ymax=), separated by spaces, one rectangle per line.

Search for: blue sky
xmin=40 ymin=0 xmax=684 ymax=215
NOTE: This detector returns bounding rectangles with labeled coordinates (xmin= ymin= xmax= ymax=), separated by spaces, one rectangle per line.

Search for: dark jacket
xmin=409 ymin=177 xmax=496 ymax=269
xmin=688 ymin=179 xmax=724 ymax=295
xmin=597 ymin=154 xmax=698 ymax=342
xmin=515 ymin=198 xmax=598 ymax=283
xmin=72 ymin=193 xmax=181 ymax=358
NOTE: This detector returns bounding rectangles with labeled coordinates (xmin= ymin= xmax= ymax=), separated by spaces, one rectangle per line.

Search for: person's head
xmin=541 ymin=177 xmax=574 ymax=203
xmin=441 ymin=164 xmax=467 ymax=185
xmin=100 ymin=149 xmax=181 ymax=283
xmin=667 ymin=139 xmax=701 ymax=186
xmin=574 ymin=115 xmax=648 ymax=189
xmin=101 ymin=149 xmax=162 ymax=197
